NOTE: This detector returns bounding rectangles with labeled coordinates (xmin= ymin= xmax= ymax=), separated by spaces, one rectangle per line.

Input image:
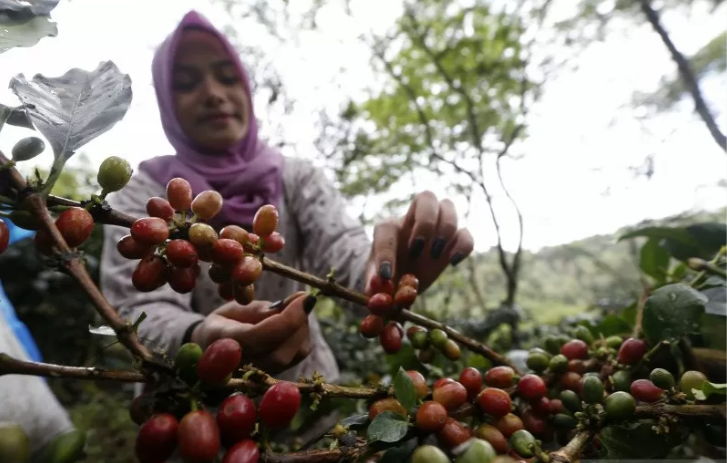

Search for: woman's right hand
xmin=190 ymin=291 xmax=316 ymax=374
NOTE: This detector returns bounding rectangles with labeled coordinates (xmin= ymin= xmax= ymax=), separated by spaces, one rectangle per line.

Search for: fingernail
xmin=268 ymin=300 xmax=284 ymax=310
xmin=303 ymin=295 xmax=318 ymax=314
xmin=409 ymin=237 xmax=425 ymax=261
xmin=450 ymin=253 xmax=465 ymax=267
xmin=379 ymin=261 xmax=392 ymax=280
xmin=430 ymin=237 xmax=446 ymax=260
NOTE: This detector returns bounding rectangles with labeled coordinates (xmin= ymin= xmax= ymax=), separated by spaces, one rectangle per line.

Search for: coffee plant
xmin=1 ymin=3 xmax=726 ymax=463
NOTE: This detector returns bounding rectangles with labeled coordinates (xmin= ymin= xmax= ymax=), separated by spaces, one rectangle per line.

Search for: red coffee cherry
xmin=220 ymin=225 xmax=250 ymax=247
xmin=477 ymin=388 xmax=512 ymax=417
xmin=415 ymin=401 xmax=448 ymax=433
xmin=399 ymin=274 xmax=419 ymax=290
xmin=560 ymin=372 xmax=583 ymax=393
xmin=178 ymin=410 xmax=220 ymax=463
xmin=522 ymin=409 xmax=548 ymax=436
xmin=380 ymin=322 xmax=403 ymax=354
xmin=244 ymin=233 xmax=260 ymax=252
xmin=197 ymin=338 xmax=242 ymax=385
xmin=34 ymin=230 xmax=53 ymax=256
xmin=165 ymin=239 xmax=198 ymax=268
xmin=233 ymin=283 xmax=255 ymax=305
xmin=0 ymin=219 xmax=9 ymax=255
xmin=485 ymin=366 xmax=516 ymax=388
xmin=168 ymin=266 xmax=198 ymax=294
xmin=518 ymin=374 xmax=547 ymax=401
xmin=261 ymin=232 xmax=285 ymax=253
xmin=135 ymin=413 xmax=179 ymax=463
xmin=166 ymin=178 xmax=193 ymax=212
xmin=212 ymin=238 xmax=244 ymax=266
xmin=474 ymin=423 xmax=509 ymax=454
xmin=191 ymin=190 xmax=223 ymax=221
xmin=529 ymin=397 xmax=552 ymax=416
xmin=560 ymin=339 xmax=589 ymax=360
xmin=394 ymin=285 xmax=417 ymax=308
xmin=568 ymin=359 xmax=586 ymax=375
xmin=459 ymin=367 xmax=483 ymax=400
xmin=252 ymin=204 xmax=279 ymax=238
xmin=117 ymin=234 xmax=151 ymax=260
xmin=407 ymin=371 xmax=430 ymax=399
xmin=433 ymin=378 xmax=456 ymax=389
xmin=436 ymin=418 xmax=472 ymax=449
xmin=132 ymin=256 xmax=168 ymax=292
xmin=217 ymin=393 xmax=257 ymax=446
xmin=146 ymin=197 xmax=175 ymax=222
xmin=368 ymin=292 xmax=394 ymax=316
xmin=433 ymin=381 xmax=468 ymax=410
xmin=56 ymin=207 xmax=95 ymax=247
xmin=231 ymin=255 xmax=263 ymax=286
xmin=131 ymin=217 xmax=169 ymax=246
xmin=258 ymin=381 xmax=302 ymax=429
xmin=493 ymin=413 xmax=524 ymax=437
xmin=360 ymin=315 xmax=385 ymax=338
xmin=208 ymin=263 xmax=233 ymax=283
xmin=222 ymin=439 xmax=260 ymax=463
xmin=617 ymin=338 xmax=648 ymax=365
xmin=630 ymin=379 xmax=663 ymax=403
xmin=218 ymin=281 xmax=235 ymax=301
xmin=370 ymin=274 xmax=395 ymax=295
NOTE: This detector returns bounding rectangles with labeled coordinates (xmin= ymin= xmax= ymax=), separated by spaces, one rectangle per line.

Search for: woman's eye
xmin=172 ymin=80 xmax=198 ymax=92
xmin=218 ymin=75 xmax=239 ymax=86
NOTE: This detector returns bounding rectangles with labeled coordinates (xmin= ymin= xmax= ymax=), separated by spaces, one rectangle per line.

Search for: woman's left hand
xmin=364 ymin=191 xmax=474 ymax=295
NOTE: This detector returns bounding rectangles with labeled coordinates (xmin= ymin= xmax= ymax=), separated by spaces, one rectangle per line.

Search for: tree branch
xmin=639 ymin=0 xmax=726 ymax=151
xmin=549 ymin=430 xmax=593 ymax=463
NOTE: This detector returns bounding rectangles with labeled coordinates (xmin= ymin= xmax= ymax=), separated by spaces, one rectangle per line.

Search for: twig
xmin=635 ymin=402 xmax=726 ymax=419
xmin=549 ymin=430 xmax=593 ymax=463
xmin=638 ymin=0 xmax=726 ymax=151
xmin=631 ymin=287 xmax=650 ymax=338
xmin=262 ymin=443 xmax=368 ymax=463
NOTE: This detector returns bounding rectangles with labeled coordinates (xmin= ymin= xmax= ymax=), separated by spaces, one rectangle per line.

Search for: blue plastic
xmin=0 ymin=215 xmax=43 ymax=362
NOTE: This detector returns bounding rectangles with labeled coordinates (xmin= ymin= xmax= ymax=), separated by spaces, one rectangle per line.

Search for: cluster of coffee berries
xmin=117 ymin=177 xmax=284 ymax=299
xmin=361 ymin=274 xmax=420 ymax=354
xmin=133 ymin=337 xmax=301 ymax=463
xmin=407 ymin=325 xmax=462 ymax=363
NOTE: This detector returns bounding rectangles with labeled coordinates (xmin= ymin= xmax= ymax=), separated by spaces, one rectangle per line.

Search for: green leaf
xmin=378 ymin=437 xmax=418 ymax=463
xmin=618 ymin=226 xmax=698 ymax=247
xmin=340 ymin=413 xmax=369 ymax=428
xmin=366 ymin=411 xmax=409 ymax=444
xmin=701 ymin=285 xmax=726 ymax=316
xmin=642 ymin=283 xmax=707 ymax=345
xmin=393 ymin=367 xmax=416 ymax=412
xmin=599 ymin=422 xmax=683 ymax=459
xmin=693 ymin=381 xmax=727 ymax=401
xmin=592 ymin=315 xmax=632 ymax=338
xmin=0 ymin=15 xmax=58 ymax=54
xmin=639 ymin=237 xmax=670 ymax=282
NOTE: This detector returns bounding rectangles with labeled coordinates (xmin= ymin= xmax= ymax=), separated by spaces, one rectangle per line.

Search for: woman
xmin=100 ymin=9 xmax=473 ymax=436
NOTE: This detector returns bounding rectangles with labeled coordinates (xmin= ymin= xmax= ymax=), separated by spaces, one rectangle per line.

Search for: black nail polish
xmin=409 ymin=237 xmax=425 ymax=261
xmin=379 ymin=261 xmax=392 ymax=280
xmin=268 ymin=300 xmax=284 ymax=310
xmin=430 ymin=237 xmax=446 ymax=260
xmin=303 ymin=295 xmax=318 ymax=314
xmin=450 ymin=253 xmax=465 ymax=267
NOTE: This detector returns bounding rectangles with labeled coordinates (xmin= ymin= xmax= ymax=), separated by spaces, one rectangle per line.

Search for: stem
xmin=262 ymin=444 xmax=368 ymax=463
xmin=548 ymin=430 xmax=593 ymax=463
xmin=631 ymin=287 xmax=650 ymax=338
xmin=635 ymin=402 xmax=726 ymax=419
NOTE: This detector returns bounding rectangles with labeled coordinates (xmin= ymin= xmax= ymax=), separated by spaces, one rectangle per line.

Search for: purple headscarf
xmin=138 ymin=10 xmax=283 ymax=228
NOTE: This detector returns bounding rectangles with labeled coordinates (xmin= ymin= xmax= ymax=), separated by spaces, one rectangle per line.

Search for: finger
xmin=444 ymin=227 xmax=475 ymax=267
xmin=266 ymin=324 xmax=310 ymax=371
xmin=216 ymin=292 xmax=307 ymax=324
xmin=371 ymin=219 xmax=399 ymax=281
xmin=243 ymin=295 xmax=314 ymax=353
xmin=429 ymin=199 xmax=458 ymax=261
xmin=403 ymin=191 xmax=439 ymax=261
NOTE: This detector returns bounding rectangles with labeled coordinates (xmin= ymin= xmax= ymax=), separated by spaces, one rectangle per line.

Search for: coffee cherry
xmin=220 ymin=225 xmax=249 ymax=245
xmin=191 ymin=190 xmax=223 ymax=220
xmin=559 ymin=390 xmax=582 ymax=414
xmin=647 ymin=368 xmax=674 ymax=390
xmin=604 ymin=391 xmax=636 ymax=420
xmin=197 ymin=338 xmax=242 ymax=385
xmin=611 ymin=370 xmax=631 ymax=392
xmin=544 ymin=335 xmax=566 ymax=355
xmin=474 ymin=423 xmax=508 ymax=454
xmin=433 ymin=378 xmax=456 ymax=389
xmin=209 ymin=263 xmax=233 ymax=283
xmin=526 ymin=349 xmax=550 ymax=373
xmin=369 ymin=398 xmax=407 ymax=420
xmin=411 ymin=445 xmax=449 ymax=463
xmin=518 ymin=374 xmax=546 ymax=401
xmin=617 ymin=338 xmax=647 ymax=365
xmin=166 ymin=178 xmax=193 ymax=211
xmin=0 ymin=219 xmax=8 ymax=255
xmin=455 ymin=438 xmax=497 ymax=463
xmin=165 ymin=239 xmax=198 ymax=268
xmin=129 ymin=394 xmax=155 ymax=426
xmin=442 ymin=340 xmax=462 ymax=361
xmin=259 ymin=381 xmax=301 ymax=429
xmin=573 ymin=325 xmax=594 ymax=345
xmin=217 ymin=393 xmax=257 ymax=446
xmin=407 ymin=370 xmax=430 ymax=399
xmin=433 ymin=380 xmax=468 ymax=410
xmin=146 ymin=197 xmax=175 ymax=222
xmin=521 ymin=409 xmax=547 ymax=437
xmin=493 ymin=413 xmax=523 ymax=437
xmin=261 ymin=232 xmax=285 ymax=253
xmin=529 ymin=397 xmax=551 ymax=416
xmin=178 ymin=410 xmax=220 ymax=462
xmin=245 ymin=233 xmax=261 ymax=252
xmin=630 ymin=379 xmax=663 ymax=403
xmin=359 ymin=315 xmax=385 ymax=338
xmin=429 ymin=329 xmax=448 ymax=348
xmin=175 ymin=342 xmax=203 ymax=386
xmin=230 ymin=255 xmax=262 ymax=286
xmin=485 ymin=366 xmax=516 ymax=388
xmin=117 ymin=235 xmax=151 ymax=259
xmin=459 ymin=367 xmax=483 ymax=400
xmin=477 ymin=388 xmax=512 ymax=417
xmin=212 ymin=238 xmax=244 ymax=266
xmin=605 ymin=335 xmax=623 ymax=349
xmin=553 ymin=413 xmax=578 ymax=429
xmin=11 ymin=136 xmax=45 ymax=162
xmin=560 ymin=372 xmax=582 ymax=392
xmin=135 ymin=414 xmax=178 ymax=463
xmin=509 ymin=429 xmax=535 ymax=458
xmin=680 ymin=370 xmax=707 ymax=400
xmin=548 ymin=354 xmax=568 ymax=374
xmin=560 ymin=339 xmax=588 ymax=360
xmin=415 ymin=401 xmax=448 ymax=433
xmin=218 ymin=281 xmax=235 ymax=301
xmin=581 ymin=376 xmax=604 ymax=404
xmin=188 ymin=222 xmax=218 ymax=250
xmin=233 ymin=283 xmax=255 ymax=305
xmin=222 ymin=439 xmax=259 ymax=463
xmin=55 ymin=207 xmax=95 ymax=248
xmin=399 ymin=273 xmax=419 ymax=290
xmin=568 ymin=359 xmax=586 ymax=375
xmin=408 ymin=327 xmax=430 ymax=349
xmin=32 ymin=231 xmax=53 ymax=256
xmin=97 ymin=155 xmax=132 ymax=193
xmin=380 ymin=322 xmax=403 ymax=354
xmin=418 ymin=347 xmax=436 ymax=364
xmin=367 ymin=292 xmax=394 ymax=316
xmin=370 ymin=274 xmax=395 ymax=295
xmin=131 ymin=217 xmax=169 ymax=246
xmin=437 ymin=418 xmax=472 ymax=449
xmin=168 ymin=266 xmax=198 ymax=294
xmin=132 ymin=256 xmax=167 ymax=292
xmin=394 ymin=285 xmax=417 ymax=308
xmin=252 ymin=204 xmax=279 ymax=238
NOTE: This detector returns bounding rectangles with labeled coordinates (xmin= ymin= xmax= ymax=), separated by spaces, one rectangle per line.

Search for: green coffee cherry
xmin=411 ymin=445 xmax=449 ymax=463
xmin=526 ymin=348 xmax=550 ymax=373
xmin=429 ymin=329 xmax=448 ymax=348
xmin=604 ymin=391 xmax=636 ymax=421
xmin=548 ymin=354 xmax=569 ymax=374
xmin=680 ymin=370 xmax=707 ymax=400
xmin=509 ymin=429 xmax=536 ymax=458
xmin=582 ymin=376 xmax=605 ymax=404
xmin=97 ymin=155 xmax=133 ymax=193
xmin=605 ymin=335 xmax=623 ymax=349
xmin=544 ymin=336 xmax=564 ymax=355
xmin=649 ymin=368 xmax=675 ymax=390
xmin=442 ymin=339 xmax=461 ymax=360
xmin=38 ymin=429 xmax=86 ymax=463
xmin=560 ymin=390 xmax=582 ymax=414
xmin=573 ymin=325 xmax=594 ymax=345
xmin=410 ymin=331 xmax=430 ymax=349
xmin=175 ymin=342 xmax=203 ymax=385
xmin=455 ymin=438 xmax=496 ymax=463
xmin=611 ymin=370 xmax=631 ymax=392
xmin=11 ymin=136 xmax=45 ymax=162
xmin=553 ymin=413 xmax=578 ymax=428
xmin=0 ymin=423 xmax=30 ymax=463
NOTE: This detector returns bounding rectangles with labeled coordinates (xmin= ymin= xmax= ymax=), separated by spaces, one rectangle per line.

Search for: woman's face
xmin=172 ymin=29 xmax=250 ymax=151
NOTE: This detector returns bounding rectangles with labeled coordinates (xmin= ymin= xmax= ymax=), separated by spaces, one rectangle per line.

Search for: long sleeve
xmin=286 ymin=159 xmax=371 ymax=318
xmin=100 ymin=174 xmax=205 ymax=357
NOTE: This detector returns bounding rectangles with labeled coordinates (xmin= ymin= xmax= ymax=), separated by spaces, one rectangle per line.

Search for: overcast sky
xmin=0 ymin=0 xmax=725 ymax=253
